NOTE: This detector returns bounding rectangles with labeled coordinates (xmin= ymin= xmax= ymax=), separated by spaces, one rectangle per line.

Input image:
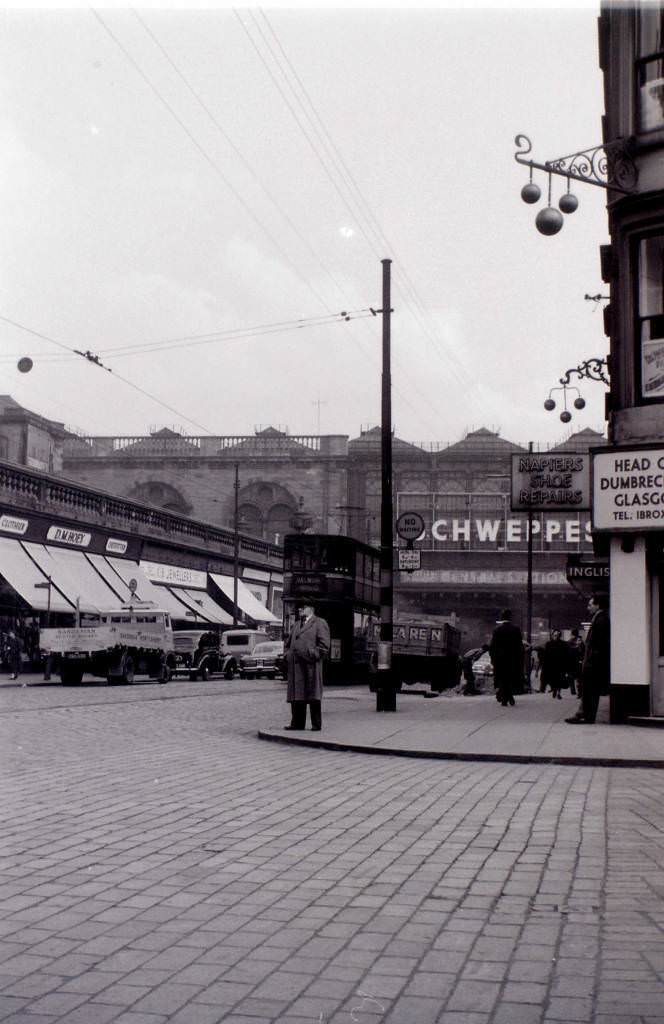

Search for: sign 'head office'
xmin=593 ymin=446 xmax=664 ymax=530
xmin=511 ymin=453 xmax=590 ymax=512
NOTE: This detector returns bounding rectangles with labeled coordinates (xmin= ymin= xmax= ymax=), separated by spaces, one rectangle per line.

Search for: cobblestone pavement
xmin=1 ymin=677 xmax=664 ymax=1024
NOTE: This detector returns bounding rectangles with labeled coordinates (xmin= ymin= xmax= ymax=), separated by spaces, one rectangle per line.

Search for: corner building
xmin=597 ymin=2 xmax=664 ymax=720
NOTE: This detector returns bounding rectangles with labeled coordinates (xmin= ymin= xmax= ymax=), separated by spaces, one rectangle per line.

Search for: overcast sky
xmin=1 ymin=2 xmax=609 ymax=448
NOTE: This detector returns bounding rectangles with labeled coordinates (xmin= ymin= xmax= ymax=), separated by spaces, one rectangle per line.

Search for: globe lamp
xmin=535 ymin=207 xmax=564 ymax=236
xmin=521 ymin=183 xmax=541 ymax=205
xmin=559 ymin=192 xmax=579 ymax=214
xmin=543 ymin=398 xmax=556 ymax=412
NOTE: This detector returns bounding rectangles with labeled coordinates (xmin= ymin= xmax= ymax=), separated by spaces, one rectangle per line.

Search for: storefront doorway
xmin=652 ymin=574 xmax=664 ymax=716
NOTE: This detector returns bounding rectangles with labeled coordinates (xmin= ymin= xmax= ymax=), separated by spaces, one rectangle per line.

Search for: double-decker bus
xmin=282 ymin=533 xmax=380 ymax=682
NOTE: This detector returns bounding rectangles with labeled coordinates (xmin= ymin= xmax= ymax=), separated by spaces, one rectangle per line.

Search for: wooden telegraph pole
xmin=376 ymin=258 xmax=396 ymax=711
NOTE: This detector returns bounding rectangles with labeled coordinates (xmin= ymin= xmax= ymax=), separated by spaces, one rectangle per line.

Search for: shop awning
xmin=0 ymin=537 xmax=74 ymax=612
xmin=101 ymin=557 xmax=201 ymax=620
xmin=24 ymin=543 xmax=125 ymax=614
xmin=209 ymin=573 xmax=279 ymax=623
xmin=165 ymin=587 xmax=233 ymax=625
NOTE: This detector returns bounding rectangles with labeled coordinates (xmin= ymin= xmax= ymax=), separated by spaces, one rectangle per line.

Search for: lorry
xmin=40 ymin=603 xmax=177 ymax=685
xmin=368 ymin=618 xmax=461 ymax=693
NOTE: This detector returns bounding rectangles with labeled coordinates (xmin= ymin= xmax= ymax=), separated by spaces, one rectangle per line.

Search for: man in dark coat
xmin=284 ymin=601 xmax=331 ymax=731
xmin=489 ymin=609 xmax=524 ymax=707
xmin=566 ymin=594 xmax=610 ymax=724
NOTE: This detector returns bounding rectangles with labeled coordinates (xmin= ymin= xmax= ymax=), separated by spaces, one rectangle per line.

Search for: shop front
xmin=592 ymin=444 xmax=664 ymax=720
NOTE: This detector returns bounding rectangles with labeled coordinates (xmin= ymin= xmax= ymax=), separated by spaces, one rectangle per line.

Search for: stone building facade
xmin=0 ymin=395 xmax=67 ymax=474
xmin=59 ymin=420 xmax=606 ymax=650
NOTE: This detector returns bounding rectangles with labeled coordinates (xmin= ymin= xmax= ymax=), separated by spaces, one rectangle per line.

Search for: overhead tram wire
xmin=91 ymin=9 xmax=335 ymax=318
xmin=241 ymin=11 xmax=469 ymax=411
xmin=0 ymin=313 xmax=216 ymax=435
xmin=0 ymin=310 xmax=371 ymax=363
xmin=95 ymin=310 xmax=375 ymax=359
xmin=89 ymin=9 xmax=394 ymax=419
xmin=131 ymin=8 xmax=358 ymax=312
xmin=254 ymin=10 xmax=478 ymax=399
xmin=258 ymin=9 xmax=470 ymax=381
xmin=234 ymin=10 xmax=445 ymax=435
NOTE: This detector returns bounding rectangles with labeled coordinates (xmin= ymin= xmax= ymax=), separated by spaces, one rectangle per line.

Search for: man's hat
xmin=498 ymin=608 xmax=512 ymax=621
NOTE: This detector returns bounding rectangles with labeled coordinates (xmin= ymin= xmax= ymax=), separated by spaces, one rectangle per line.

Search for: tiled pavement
xmin=1 ymin=675 xmax=664 ymax=1023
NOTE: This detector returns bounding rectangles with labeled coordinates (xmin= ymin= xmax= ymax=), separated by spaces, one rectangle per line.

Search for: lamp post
xmin=233 ymin=462 xmax=240 ymax=627
xmin=34 ymin=576 xmax=52 ymax=623
xmin=34 ymin=576 xmax=52 ymax=680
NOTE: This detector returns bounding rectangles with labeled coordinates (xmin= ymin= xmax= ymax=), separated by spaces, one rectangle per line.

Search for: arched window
xmin=126 ymin=481 xmax=191 ymax=516
xmin=238 ymin=504 xmax=263 ymax=537
xmin=266 ymin=503 xmax=295 ymax=544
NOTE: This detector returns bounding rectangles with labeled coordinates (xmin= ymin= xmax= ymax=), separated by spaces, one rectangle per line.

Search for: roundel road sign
xmin=395 ymin=511 xmax=425 ymax=541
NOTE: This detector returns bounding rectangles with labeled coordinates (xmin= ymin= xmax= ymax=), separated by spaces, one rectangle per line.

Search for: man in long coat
xmin=284 ymin=601 xmax=331 ymax=731
xmin=566 ymin=594 xmax=610 ymax=724
xmin=489 ymin=608 xmax=524 ymax=707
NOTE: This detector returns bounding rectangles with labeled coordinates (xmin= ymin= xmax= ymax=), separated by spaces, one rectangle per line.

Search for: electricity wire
xmin=131 ymin=8 xmax=358 ymax=310
xmin=0 ymin=309 xmax=372 ymax=363
xmin=91 ymin=8 xmax=334 ymax=316
xmin=0 ymin=312 xmax=216 ymax=434
xmin=248 ymin=10 xmax=491 ymax=420
xmin=90 ymin=9 xmax=410 ymax=425
xmin=90 ymin=9 xmax=443 ymax=435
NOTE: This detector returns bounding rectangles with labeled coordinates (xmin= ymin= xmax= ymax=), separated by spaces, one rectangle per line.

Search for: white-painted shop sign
xmin=593 ymin=447 xmax=664 ymax=530
xmin=140 ymin=559 xmax=207 ymax=590
xmin=105 ymin=537 xmax=128 ymax=555
xmin=0 ymin=514 xmax=29 ymax=535
xmin=46 ymin=525 xmax=91 ymax=547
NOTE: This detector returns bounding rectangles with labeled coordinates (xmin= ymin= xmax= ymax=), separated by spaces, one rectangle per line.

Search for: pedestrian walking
xmin=459 ymin=643 xmax=489 ymax=695
xmin=566 ymin=594 xmax=610 ymax=725
xmin=6 ymin=631 xmax=22 ymax=682
xmin=489 ymin=609 xmax=524 ymax=707
xmin=568 ymin=627 xmax=585 ymax=698
xmin=540 ymin=629 xmax=573 ymax=700
xmin=284 ymin=601 xmax=331 ymax=731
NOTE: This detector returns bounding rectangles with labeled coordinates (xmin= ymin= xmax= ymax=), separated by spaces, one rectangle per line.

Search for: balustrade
xmin=0 ymin=459 xmax=282 ymax=567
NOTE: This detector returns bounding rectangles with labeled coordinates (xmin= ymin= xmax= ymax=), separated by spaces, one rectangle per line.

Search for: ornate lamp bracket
xmin=559 ymin=357 xmax=610 ymax=387
xmin=515 ymin=134 xmax=638 ymax=195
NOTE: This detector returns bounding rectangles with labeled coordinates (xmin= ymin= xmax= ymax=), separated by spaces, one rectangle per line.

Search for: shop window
xmin=637 ymin=8 xmax=664 ymax=132
xmin=637 ymin=234 xmax=664 ymax=399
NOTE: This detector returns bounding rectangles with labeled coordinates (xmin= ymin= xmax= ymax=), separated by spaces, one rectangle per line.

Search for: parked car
xmin=172 ymin=630 xmax=235 ymax=680
xmin=239 ymin=640 xmax=286 ymax=679
xmin=472 ymin=651 xmax=494 ymax=689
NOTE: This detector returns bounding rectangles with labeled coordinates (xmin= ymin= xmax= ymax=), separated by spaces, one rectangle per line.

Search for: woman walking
xmin=540 ymin=629 xmax=572 ymax=700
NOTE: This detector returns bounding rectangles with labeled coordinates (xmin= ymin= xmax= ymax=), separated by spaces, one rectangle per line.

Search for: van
xmin=220 ymin=629 xmax=266 ymax=677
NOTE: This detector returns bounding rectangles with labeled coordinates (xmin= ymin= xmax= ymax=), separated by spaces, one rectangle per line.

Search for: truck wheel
xmin=224 ymin=661 xmax=236 ymax=680
xmin=158 ymin=662 xmax=172 ymax=684
xmin=60 ymin=663 xmax=84 ymax=685
xmin=121 ymin=656 xmax=135 ymax=685
xmin=199 ymin=664 xmax=209 ymax=681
